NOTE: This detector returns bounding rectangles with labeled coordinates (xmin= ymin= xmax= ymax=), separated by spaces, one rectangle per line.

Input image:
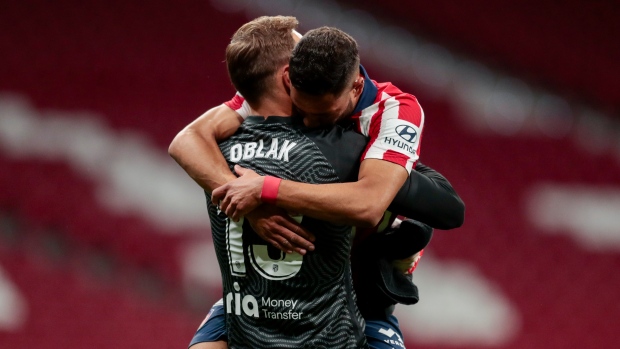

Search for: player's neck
xmin=251 ymin=96 xmax=292 ymax=118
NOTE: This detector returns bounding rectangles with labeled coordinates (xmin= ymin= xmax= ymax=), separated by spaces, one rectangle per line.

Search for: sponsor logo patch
xmin=380 ymin=119 xmax=420 ymax=156
xmin=395 ymin=124 xmax=418 ymax=143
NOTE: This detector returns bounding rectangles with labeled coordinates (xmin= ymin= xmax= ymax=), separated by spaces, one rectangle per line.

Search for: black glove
xmin=353 ymin=219 xmax=433 ymax=318
xmin=370 ymin=218 xmax=434 ymax=260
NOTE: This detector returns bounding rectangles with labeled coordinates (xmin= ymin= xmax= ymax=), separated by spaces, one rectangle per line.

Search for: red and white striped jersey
xmin=224 ymin=66 xmax=424 ymax=174
xmin=350 ymin=80 xmax=424 ymax=173
xmin=224 ymin=92 xmax=251 ymax=117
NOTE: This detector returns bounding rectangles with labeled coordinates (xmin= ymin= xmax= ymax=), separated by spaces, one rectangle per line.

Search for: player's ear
xmin=351 ymin=74 xmax=364 ymax=98
xmin=283 ymin=66 xmax=292 ymax=94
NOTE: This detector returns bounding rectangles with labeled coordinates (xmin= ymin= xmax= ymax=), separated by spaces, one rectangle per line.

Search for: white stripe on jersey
xmin=226 ymin=92 xmax=252 ymax=119
xmin=418 ymin=102 xmax=426 ymax=140
xmin=235 ymin=100 xmax=251 ymax=120
xmin=358 ymin=91 xmax=390 ymax=136
xmin=363 ymin=94 xmax=423 ymax=173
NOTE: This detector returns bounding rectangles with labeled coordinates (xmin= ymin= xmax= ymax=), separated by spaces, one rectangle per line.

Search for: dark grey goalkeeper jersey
xmin=206 ymin=116 xmax=369 ymax=349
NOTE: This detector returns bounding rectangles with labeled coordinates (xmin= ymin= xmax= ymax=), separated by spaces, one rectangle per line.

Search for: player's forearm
xmin=169 ymin=128 xmax=237 ymax=192
xmin=169 ymin=104 xmax=244 ymax=192
xmin=276 ymin=160 xmax=407 ymax=227
xmin=276 ymin=180 xmax=390 ymax=227
xmin=413 ymin=163 xmax=465 ymax=228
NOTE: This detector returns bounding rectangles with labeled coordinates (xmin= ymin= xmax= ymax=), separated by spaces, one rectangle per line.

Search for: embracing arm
xmin=278 ymin=159 xmax=408 ymax=227
xmin=277 ymin=161 xmax=465 ymax=230
xmin=279 ymin=162 xmax=465 ymax=230
xmin=215 ymin=161 xmax=465 ymax=230
xmin=215 ymin=159 xmax=409 ymax=228
xmin=388 ymin=162 xmax=465 ymax=230
xmin=168 ymin=105 xmax=243 ymax=192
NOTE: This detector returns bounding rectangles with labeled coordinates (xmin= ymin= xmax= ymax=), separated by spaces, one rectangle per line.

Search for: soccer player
xmin=171 ymin=16 xmax=462 ymax=348
xmin=207 ymin=111 xmax=369 ymax=347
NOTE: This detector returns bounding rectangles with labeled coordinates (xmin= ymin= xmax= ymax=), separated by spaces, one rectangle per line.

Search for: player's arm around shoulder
xmin=212 ymin=145 xmax=411 ymax=228
xmin=266 ymin=156 xmax=409 ymax=228
xmin=168 ymin=104 xmax=244 ymax=192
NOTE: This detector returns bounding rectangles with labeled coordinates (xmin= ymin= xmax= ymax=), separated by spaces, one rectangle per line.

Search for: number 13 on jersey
xmin=226 ymin=216 xmax=304 ymax=280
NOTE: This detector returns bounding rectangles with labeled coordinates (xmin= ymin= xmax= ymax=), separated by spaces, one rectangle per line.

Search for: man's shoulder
xmin=372 ymin=80 xmax=420 ymax=104
xmin=357 ymin=80 xmax=423 ymax=127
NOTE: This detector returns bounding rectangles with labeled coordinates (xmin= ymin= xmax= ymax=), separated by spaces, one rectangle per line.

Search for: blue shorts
xmin=365 ymin=315 xmax=406 ymax=349
xmin=189 ymin=299 xmax=227 ymax=348
xmin=189 ymin=300 xmax=406 ymax=349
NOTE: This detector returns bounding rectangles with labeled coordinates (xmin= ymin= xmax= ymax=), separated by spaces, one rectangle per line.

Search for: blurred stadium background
xmin=1 ymin=0 xmax=619 ymax=348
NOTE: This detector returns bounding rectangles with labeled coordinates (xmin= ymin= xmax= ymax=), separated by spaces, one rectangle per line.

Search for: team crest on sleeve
xmin=381 ymin=119 xmax=420 ymax=155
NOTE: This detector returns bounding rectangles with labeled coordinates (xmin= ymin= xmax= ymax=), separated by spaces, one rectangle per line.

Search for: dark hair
xmin=289 ymin=26 xmax=360 ymax=96
xmin=225 ymin=16 xmax=298 ymax=105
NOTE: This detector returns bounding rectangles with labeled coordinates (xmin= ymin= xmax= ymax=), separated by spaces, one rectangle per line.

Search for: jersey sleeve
xmin=223 ymin=92 xmax=251 ymax=119
xmin=387 ymin=162 xmax=465 ymax=230
xmin=358 ymin=94 xmax=424 ymax=173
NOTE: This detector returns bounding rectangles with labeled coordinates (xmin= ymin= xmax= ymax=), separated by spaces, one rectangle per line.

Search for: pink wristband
xmin=261 ymin=176 xmax=282 ymax=205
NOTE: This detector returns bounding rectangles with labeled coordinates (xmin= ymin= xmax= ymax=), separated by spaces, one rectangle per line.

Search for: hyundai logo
xmin=395 ymin=125 xmax=417 ymax=143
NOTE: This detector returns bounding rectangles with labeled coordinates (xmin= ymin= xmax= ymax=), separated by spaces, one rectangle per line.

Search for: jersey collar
xmin=245 ymin=115 xmax=294 ymax=125
xmin=245 ymin=115 xmax=310 ymax=129
xmin=351 ymin=65 xmax=378 ymax=115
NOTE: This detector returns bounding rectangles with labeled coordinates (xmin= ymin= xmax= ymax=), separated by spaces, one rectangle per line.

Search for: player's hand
xmin=212 ymin=165 xmax=264 ymax=221
xmin=245 ymin=205 xmax=316 ymax=255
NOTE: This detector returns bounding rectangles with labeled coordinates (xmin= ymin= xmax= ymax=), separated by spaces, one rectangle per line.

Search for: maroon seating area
xmin=342 ymin=0 xmax=620 ymax=113
xmin=1 ymin=1 xmax=618 ymax=348
xmin=0 ymin=236 xmax=197 ymax=348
